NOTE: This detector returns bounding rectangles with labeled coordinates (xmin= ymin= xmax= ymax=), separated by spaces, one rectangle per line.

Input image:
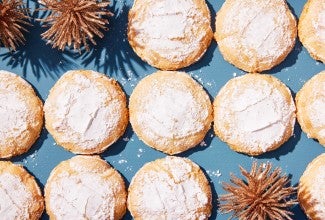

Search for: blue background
xmin=0 ymin=0 xmax=324 ymax=219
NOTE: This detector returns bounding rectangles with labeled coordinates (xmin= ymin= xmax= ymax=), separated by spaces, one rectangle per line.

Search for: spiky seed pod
xmin=219 ymin=162 xmax=297 ymax=220
xmin=0 ymin=0 xmax=30 ymax=50
xmin=39 ymin=0 xmax=112 ymax=51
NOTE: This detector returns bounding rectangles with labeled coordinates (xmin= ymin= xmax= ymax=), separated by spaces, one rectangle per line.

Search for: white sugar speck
xmin=122 ymin=137 xmax=130 ymax=142
xmin=118 ymin=159 xmax=128 ymax=164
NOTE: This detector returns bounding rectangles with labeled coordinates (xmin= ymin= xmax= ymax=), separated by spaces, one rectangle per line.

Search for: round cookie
xmin=298 ymin=153 xmax=325 ymax=220
xmin=213 ymin=74 xmax=296 ymax=156
xmin=128 ymin=156 xmax=212 ymax=219
xmin=44 ymin=70 xmax=128 ymax=154
xmin=214 ymin=0 xmax=297 ymax=73
xmin=128 ymin=0 xmax=213 ymax=70
xmin=296 ymin=71 xmax=325 ymax=146
xmin=129 ymin=71 xmax=213 ymax=155
xmin=298 ymin=0 xmax=325 ymax=63
xmin=0 ymin=161 xmax=44 ymax=219
xmin=45 ymin=155 xmax=127 ymax=219
xmin=0 ymin=70 xmax=43 ymax=158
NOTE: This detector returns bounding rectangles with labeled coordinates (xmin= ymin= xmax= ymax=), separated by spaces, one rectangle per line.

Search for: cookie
xmin=298 ymin=0 xmax=325 ymax=63
xmin=0 ymin=70 xmax=43 ymax=158
xmin=128 ymin=156 xmax=212 ymax=219
xmin=129 ymin=71 xmax=213 ymax=155
xmin=213 ymin=74 xmax=296 ymax=156
xmin=296 ymin=71 xmax=325 ymax=146
xmin=0 ymin=161 xmax=44 ymax=219
xmin=128 ymin=0 xmax=213 ymax=70
xmin=298 ymin=153 xmax=325 ymax=220
xmin=45 ymin=155 xmax=127 ymax=219
xmin=44 ymin=70 xmax=128 ymax=154
xmin=214 ymin=0 xmax=297 ymax=73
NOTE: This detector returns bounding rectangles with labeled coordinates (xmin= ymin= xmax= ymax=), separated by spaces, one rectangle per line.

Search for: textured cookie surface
xmin=129 ymin=71 xmax=213 ymax=155
xmin=45 ymin=155 xmax=127 ymax=219
xmin=299 ymin=0 xmax=325 ymax=63
xmin=44 ymin=70 xmax=128 ymax=154
xmin=213 ymin=74 xmax=296 ymax=156
xmin=296 ymin=71 xmax=325 ymax=146
xmin=214 ymin=0 xmax=297 ymax=72
xmin=128 ymin=156 xmax=212 ymax=219
xmin=0 ymin=161 xmax=44 ymax=220
xmin=298 ymin=153 xmax=325 ymax=220
xmin=0 ymin=70 xmax=43 ymax=158
xmin=128 ymin=0 xmax=213 ymax=70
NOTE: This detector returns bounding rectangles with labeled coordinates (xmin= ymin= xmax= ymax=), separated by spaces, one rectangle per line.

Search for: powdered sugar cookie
xmin=0 ymin=70 xmax=43 ymax=158
xmin=296 ymin=71 xmax=325 ymax=146
xmin=45 ymin=155 xmax=127 ymax=219
xmin=298 ymin=153 xmax=325 ymax=220
xmin=214 ymin=0 xmax=297 ymax=73
xmin=128 ymin=156 xmax=212 ymax=219
xmin=0 ymin=161 xmax=44 ymax=220
xmin=128 ymin=0 xmax=213 ymax=70
xmin=213 ymin=74 xmax=296 ymax=156
xmin=299 ymin=0 xmax=325 ymax=63
xmin=44 ymin=70 xmax=128 ymax=154
xmin=129 ymin=71 xmax=213 ymax=155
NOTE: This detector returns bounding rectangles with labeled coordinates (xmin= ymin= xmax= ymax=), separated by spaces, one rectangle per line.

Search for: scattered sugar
xmin=200 ymin=141 xmax=207 ymax=147
xmin=122 ymin=137 xmax=129 ymax=142
xmin=118 ymin=159 xmax=128 ymax=164
xmin=207 ymin=169 xmax=222 ymax=177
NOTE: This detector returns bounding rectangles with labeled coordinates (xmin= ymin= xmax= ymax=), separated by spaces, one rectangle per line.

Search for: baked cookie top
xmin=129 ymin=71 xmax=213 ymax=155
xmin=127 ymin=156 xmax=212 ymax=219
xmin=214 ymin=74 xmax=296 ymax=156
xmin=296 ymin=71 xmax=325 ymax=146
xmin=0 ymin=161 xmax=44 ymax=220
xmin=45 ymin=155 xmax=127 ymax=219
xmin=299 ymin=153 xmax=325 ymax=220
xmin=0 ymin=70 xmax=43 ymax=158
xmin=298 ymin=0 xmax=325 ymax=63
xmin=44 ymin=70 xmax=128 ymax=154
xmin=214 ymin=0 xmax=297 ymax=72
xmin=128 ymin=0 xmax=213 ymax=70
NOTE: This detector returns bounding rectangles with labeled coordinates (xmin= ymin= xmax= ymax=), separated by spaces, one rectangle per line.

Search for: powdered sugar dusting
xmin=312 ymin=5 xmax=325 ymax=41
xmin=215 ymin=75 xmax=296 ymax=152
xmin=45 ymin=71 xmax=124 ymax=150
xmin=0 ymin=71 xmax=41 ymax=155
xmin=129 ymin=157 xmax=210 ymax=219
xmin=0 ymin=173 xmax=33 ymax=219
xmin=309 ymin=165 xmax=325 ymax=211
xmin=47 ymin=157 xmax=125 ymax=219
xmin=49 ymin=173 xmax=118 ymax=219
xmin=216 ymin=0 xmax=296 ymax=70
xmin=130 ymin=0 xmax=211 ymax=62
xmin=133 ymin=72 xmax=210 ymax=146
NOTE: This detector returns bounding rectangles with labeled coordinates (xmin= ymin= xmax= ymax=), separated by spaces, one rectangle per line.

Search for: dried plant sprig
xmin=219 ymin=162 xmax=297 ymax=220
xmin=0 ymin=0 xmax=31 ymax=50
xmin=40 ymin=0 xmax=113 ymax=51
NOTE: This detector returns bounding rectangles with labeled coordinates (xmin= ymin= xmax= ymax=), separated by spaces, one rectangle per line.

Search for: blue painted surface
xmin=0 ymin=0 xmax=324 ymax=219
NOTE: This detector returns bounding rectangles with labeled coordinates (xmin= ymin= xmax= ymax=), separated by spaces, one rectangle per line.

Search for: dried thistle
xmin=0 ymin=0 xmax=30 ymax=50
xmin=40 ymin=0 xmax=113 ymax=51
xmin=219 ymin=162 xmax=297 ymax=220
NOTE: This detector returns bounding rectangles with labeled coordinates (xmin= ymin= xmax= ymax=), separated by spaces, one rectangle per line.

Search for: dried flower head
xmin=219 ymin=162 xmax=297 ymax=220
xmin=40 ymin=0 xmax=113 ymax=51
xmin=0 ymin=0 xmax=30 ymax=50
